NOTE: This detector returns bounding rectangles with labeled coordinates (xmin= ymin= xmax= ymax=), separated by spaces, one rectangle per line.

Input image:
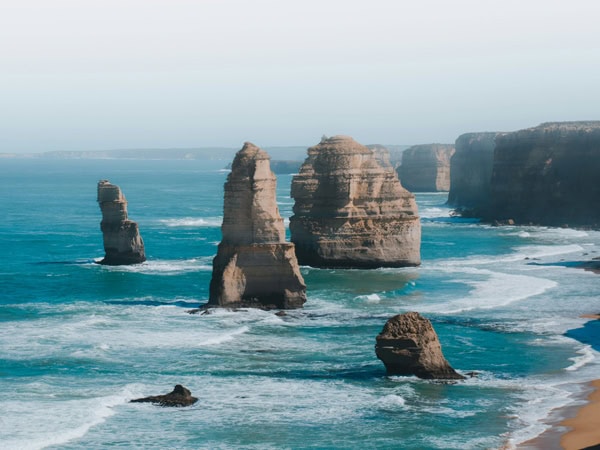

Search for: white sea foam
xmin=159 ymin=217 xmax=222 ymax=227
xmin=565 ymin=345 xmax=596 ymax=371
xmin=420 ymin=268 xmax=557 ymax=314
xmin=355 ymin=293 xmax=381 ymax=303
xmin=378 ymin=394 xmax=406 ymax=409
xmin=0 ymin=387 xmax=133 ymax=450
xmin=197 ymin=326 xmax=249 ymax=346
xmin=420 ymin=206 xmax=452 ymax=219
xmin=97 ymin=258 xmax=212 ymax=275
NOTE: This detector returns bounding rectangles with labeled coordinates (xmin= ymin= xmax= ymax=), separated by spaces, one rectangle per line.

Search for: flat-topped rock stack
xmin=486 ymin=121 xmax=600 ymax=227
xmin=97 ymin=180 xmax=146 ymax=265
xmin=398 ymin=144 xmax=455 ymax=192
xmin=208 ymin=143 xmax=306 ymax=309
xmin=290 ymin=135 xmax=421 ymax=268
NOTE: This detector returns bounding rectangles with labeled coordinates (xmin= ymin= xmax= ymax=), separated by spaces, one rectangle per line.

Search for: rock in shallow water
xmin=97 ymin=180 xmax=146 ymax=265
xmin=375 ymin=312 xmax=464 ymax=380
xmin=130 ymin=385 xmax=198 ymax=407
xmin=208 ymin=142 xmax=306 ymax=309
xmin=290 ymin=135 xmax=421 ymax=269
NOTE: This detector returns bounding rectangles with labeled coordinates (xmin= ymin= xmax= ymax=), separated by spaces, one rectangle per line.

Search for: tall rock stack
xmin=290 ymin=135 xmax=421 ymax=268
xmin=97 ymin=180 xmax=146 ymax=265
xmin=487 ymin=122 xmax=600 ymax=227
xmin=447 ymin=132 xmax=498 ymax=214
xmin=208 ymin=143 xmax=306 ymax=309
xmin=398 ymin=144 xmax=455 ymax=192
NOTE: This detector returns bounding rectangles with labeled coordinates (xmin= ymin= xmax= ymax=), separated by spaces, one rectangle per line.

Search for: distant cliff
xmin=486 ymin=122 xmax=600 ymax=227
xmin=398 ymin=144 xmax=455 ymax=192
xmin=447 ymin=132 xmax=498 ymax=214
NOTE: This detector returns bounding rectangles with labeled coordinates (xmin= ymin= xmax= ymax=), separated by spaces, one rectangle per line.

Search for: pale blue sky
xmin=1 ymin=0 xmax=599 ymax=152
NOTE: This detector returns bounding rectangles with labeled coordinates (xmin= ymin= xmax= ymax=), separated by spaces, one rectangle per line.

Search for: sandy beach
xmin=559 ymin=379 xmax=600 ymax=450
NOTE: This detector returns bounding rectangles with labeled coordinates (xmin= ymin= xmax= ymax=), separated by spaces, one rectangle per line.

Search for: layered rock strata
xmin=97 ymin=180 xmax=146 ymax=265
xmin=487 ymin=122 xmax=600 ymax=227
xmin=398 ymin=144 xmax=455 ymax=192
xmin=208 ymin=143 xmax=306 ymax=309
xmin=375 ymin=312 xmax=464 ymax=380
xmin=290 ymin=135 xmax=421 ymax=268
xmin=130 ymin=385 xmax=198 ymax=407
xmin=447 ymin=132 xmax=498 ymax=214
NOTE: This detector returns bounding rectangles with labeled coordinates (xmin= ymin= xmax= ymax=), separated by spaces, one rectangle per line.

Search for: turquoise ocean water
xmin=1 ymin=158 xmax=599 ymax=449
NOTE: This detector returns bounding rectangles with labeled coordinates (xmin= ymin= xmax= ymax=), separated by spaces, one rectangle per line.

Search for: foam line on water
xmin=159 ymin=217 xmax=222 ymax=227
xmin=419 ymin=267 xmax=557 ymax=314
xmin=0 ymin=386 xmax=133 ymax=450
xmin=93 ymin=258 xmax=213 ymax=274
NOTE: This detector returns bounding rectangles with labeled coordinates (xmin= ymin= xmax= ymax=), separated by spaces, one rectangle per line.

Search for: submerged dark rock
xmin=97 ymin=180 xmax=146 ymax=265
xmin=375 ymin=312 xmax=464 ymax=380
xmin=130 ymin=385 xmax=198 ymax=407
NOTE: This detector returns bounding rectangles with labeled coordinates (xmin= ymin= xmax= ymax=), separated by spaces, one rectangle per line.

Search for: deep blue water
xmin=1 ymin=158 xmax=599 ymax=449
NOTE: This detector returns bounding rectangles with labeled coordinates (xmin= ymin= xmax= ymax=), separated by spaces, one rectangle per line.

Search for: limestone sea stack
xmin=375 ymin=312 xmax=464 ymax=380
xmin=447 ymin=132 xmax=499 ymax=215
xmin=290 ymin=135 xmax=421 ymax=268
xmin=208 ymin=143 xmax=306 ymax=309
xmin=398 ymin=144 xmax=455 ymax=192
xmin=486 ymin=122 xmax=600 ymax=227
xmin=97 ymin=180 xmax=146 ymax=265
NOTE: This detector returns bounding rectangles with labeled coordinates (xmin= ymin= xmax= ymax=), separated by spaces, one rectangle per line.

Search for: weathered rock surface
xmin=375 ymin=312 xmax=464 ymax=380
xmin=398 ymin=144 xmax=455 ymax=192
xmin=208 ymin=143 xmax=306 ymax=309
xmin=447 ymin=132 xmax=498 ymax=214
xmin=486 ymin=122 xmax=600 ymax=227
xmin=130 ymin=385 xmax=198 ymax=407
xmin=290 ymin=136 xmax=421 ymax=268
xmin=97 ymin=180 xmax=146 ymax=265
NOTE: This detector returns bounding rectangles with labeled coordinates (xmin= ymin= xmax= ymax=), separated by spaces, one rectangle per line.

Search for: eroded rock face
xmin=208 ymin=143 xmax=306 ymax=309
xmin=97 ymin=180 xmax=146 ymax=265
xmin=398 ymin=144 xmax=455 ymax=192
xmin=447 ymin=132 xmax=498 ymax=214
xmin=290 ymin=136 xmax=421 ymax=268
xmin=487 ymin=122 xmax=600 ymax=227
xmin=375 ymin=312 xmax=464 ymax=380
xmin=130 ymin=385 xmax=198 ymax=407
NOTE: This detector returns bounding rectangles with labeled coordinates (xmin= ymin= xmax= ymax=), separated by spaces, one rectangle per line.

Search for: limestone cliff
xmin=97 ymin=180 xmax=146 ymax=265
xmin=447 ymin=132 xmax=498 ymax=214
xmin=487 ymin=122 xmax=600 ymax=227
xmin=375 ymin=312 xmax=464 ymax=380
xmin=398 ymin=144 xmax=455 ymax=192
xmin=209 ymin=143 xmax=306 ymax=309
xmin=290 ymin=136 xmax=421 ymax=268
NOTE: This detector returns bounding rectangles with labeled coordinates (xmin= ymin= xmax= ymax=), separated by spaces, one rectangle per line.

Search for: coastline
xmin=559 ymin=379 xmax=600 ymax=450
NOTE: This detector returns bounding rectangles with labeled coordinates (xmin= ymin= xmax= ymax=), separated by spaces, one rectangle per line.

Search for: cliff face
xmin=209 ymin=143 xmax=306 ymax=309
xmin=487 ymin=122 xmax=600 ymax=227
xmin=290 ymin=136 xmax=421 ymax=268
xmin=447 ymin=132 xmax=498 ymax=212
xmin=398 ymin=144 xmax=455 ymax=192
xmin=97 ymin=180 xmax=146 ymax=265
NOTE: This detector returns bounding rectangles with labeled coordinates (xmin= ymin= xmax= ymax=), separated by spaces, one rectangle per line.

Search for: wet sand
xmin=559 ymin=379 xmax=600 ymax=450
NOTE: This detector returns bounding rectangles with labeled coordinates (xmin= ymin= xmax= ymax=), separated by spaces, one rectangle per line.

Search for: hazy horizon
xmin=2 ymin=0 xmax=599 ymax=153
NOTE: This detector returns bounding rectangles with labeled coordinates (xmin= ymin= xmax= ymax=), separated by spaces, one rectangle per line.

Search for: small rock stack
xmin=97 ymin=180 xmax=146 ymax=265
